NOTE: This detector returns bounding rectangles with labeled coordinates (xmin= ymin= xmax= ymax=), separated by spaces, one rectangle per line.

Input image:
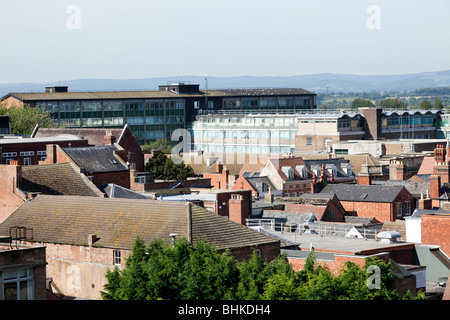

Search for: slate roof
xmin=0 ymin=195 xmax=279 ymax=251
xmin=100 ymin=183 xmax=151 ymax=200
xmin=246 ymin=176 xmax=279 ymax=193
xmin=320 ymin=184 xmax=405 ymax=203
xmin=62 ymin=145 xmax=128 ymax=173
xmin=303 ymin=157 xmax=353 ymax=178
xmin=372 ymin=180 xmax=429 ymax=199
xmin=33 ymin=127 xmax=124 ymax=146
xmin=254 ymin=210 xmax=316 ymax=226
xmin=20 ymin=163 xmax=103 ymax=197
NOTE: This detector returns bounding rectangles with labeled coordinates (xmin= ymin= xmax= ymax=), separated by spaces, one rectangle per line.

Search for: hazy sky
xmin=1 ymin=0 xmax=449 ymax=83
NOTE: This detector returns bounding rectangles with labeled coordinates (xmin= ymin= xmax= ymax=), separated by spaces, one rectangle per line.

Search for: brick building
xmin=41 ymin=143 xmax=136 ymax=190
xmin=319 ymin=184 xmax=416 ymax=222
xmin=32 ymin=124 xmax=145 ymax=172
xmin=0 ymin=237 xmax=47 ymax=300
xmin=0 ymin=195 xmax=279 ymax=299
xmin=0 ymin=136 xmax=89 ymax=165
xmin=0 ymin=160 xmax=104 ymax=223
xmin=421 ymin=213 xmax=450 ymax=257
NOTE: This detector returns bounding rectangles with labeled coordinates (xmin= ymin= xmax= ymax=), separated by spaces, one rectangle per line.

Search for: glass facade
xmin=192 ymin=114 xmax=298 ymax=154
xmin=222 ymin=96 xmax=314 ymax=112
xmin=37 ymin=98 xmax=185 ymax=145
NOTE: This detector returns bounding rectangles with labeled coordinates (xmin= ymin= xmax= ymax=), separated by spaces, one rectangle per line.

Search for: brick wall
xmin=339 ymin=188 xmax=415 ymax=222
xmin=0 ymin=164 xmax=26 ymax=223
xmin=115 ymin=127 xmax=145 ymax=172
xmin=283 ymin=180 xmax=311 ymax=197
xmin=220 ymin=242 xmax=280 ymax=263
xmin=215 ymin=190 xmax=251 ymax=219
xmin=341 ymin=201 xmax=393 ymax=221
xmin=0 ymin=140 xmax=88 ymax=165
xmin=203 ymin=164 xmax=230 ymax=189
xmin=421 ymin=214 xmax=450 ymax=257
xmin=0 ymin=245 xmax=47 ymax=300
xmin=232 ymin=175 xmax=257 ymax=196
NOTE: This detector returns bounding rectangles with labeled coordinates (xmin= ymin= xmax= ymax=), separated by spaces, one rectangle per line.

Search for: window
xmin=194 ymin=101 xmax=200 ymax=109
xmin=113 ymin=250 xmax=121 ymax=266
xmin=405 ymin=201 xmax=411 ymax=216
xmin=396 ymin=202 xmax=402 ymax=218
xmin=37 ymin=151 xmax=46 ymax=156
xmin=23 ymin=158 xmax=32 ymax=166
xmin=2 ymin=152 xmax=17 ymax=158
xmin=20 ymin=151 xmax=34 ymax=157
xmin=1 ymin=268 xmax=34 ymax=300
xmin=306 ymin=138 xmax=312 ymax=146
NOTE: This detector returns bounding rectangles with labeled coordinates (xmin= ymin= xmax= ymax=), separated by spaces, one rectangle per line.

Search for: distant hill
xmin=2 ymin=70 xmax=450 ymax=97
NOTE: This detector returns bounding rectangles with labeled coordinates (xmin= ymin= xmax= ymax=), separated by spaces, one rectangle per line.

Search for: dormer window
xmin=281 ymin=166 xmax=294 ymax=180
xmin=295 ymin=165 xmax=308 ymax=178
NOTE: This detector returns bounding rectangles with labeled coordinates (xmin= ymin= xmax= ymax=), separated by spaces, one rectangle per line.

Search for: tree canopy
xmin=101 ymin=237 xmax=425 ymax=300
xmin=141 ymin=138 xmax=173 ymax=154
xmin=0 ymin=103 xmax=56 ymax=135
xmin=145 ymin=150 xmax=194 ymax=181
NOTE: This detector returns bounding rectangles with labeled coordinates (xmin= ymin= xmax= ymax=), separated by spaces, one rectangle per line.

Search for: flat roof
xmin=3 ymin=87 xmax=316 ymax=102
xmin=269 ymin=232 xmax=413 ymax=254
xmin=0 ymin=136 xmax=81 ymax=144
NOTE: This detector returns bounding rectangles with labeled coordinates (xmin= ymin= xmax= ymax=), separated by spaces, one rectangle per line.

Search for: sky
xmin=0 ymin=0 xmax=449 ymax=84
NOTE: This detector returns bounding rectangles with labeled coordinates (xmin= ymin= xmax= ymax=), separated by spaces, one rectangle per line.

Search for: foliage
xmin=0 ymin=103 xmax=56 ymax=135
xmin=141 ymin=138 xmax=173 ymax=154
xmin=379 ymin=98 xmax=407 ymax=110
xmin=145 ymin=150 xmax=194 ymax=181
xmin=101 ymin=237 xmax=426 ymax=301
xmin=350 ymin=98 xmax=376 ymax=109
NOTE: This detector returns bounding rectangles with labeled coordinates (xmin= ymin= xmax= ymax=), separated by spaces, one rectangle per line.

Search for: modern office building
xmin=191 ymin=107 xmax=443 ymax=155
xmin=192 ymin=113 xmax=299 ymax=154
xmin=1 ymin=83 xmax=317 ymax=145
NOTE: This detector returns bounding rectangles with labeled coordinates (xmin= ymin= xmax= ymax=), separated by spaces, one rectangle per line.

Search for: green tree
xmin=350 ymin=98 xmax=375 ymax=110
xmin=0 ymin=103 xmax=56 ymax=135
xmin=145 ymin=150 xmax=194 ymax=181
xmin=141 ymin=138 xmax=172 ymax=154
xmin=102 ymin=237 xmax=425 ymax=301
xmin=419 ymin=100 xmax=433 ymax=110
xmin=434 ymin=98 xmax=444 ymax=110
xmin=379 ymin=98 xmax=407 ymax=110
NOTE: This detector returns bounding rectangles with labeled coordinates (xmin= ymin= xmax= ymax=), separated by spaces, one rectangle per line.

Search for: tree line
xmin=101 ymin=237 xmax=424 ymax=300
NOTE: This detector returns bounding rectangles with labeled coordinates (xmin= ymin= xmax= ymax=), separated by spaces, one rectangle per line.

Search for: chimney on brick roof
xmin=433 ymin=144 xmax=450 ymax=184
xmin=389 ymin=160 xmax=405 ymax=181
xmin=87 ymin=234 xmax=97 ymax=246
xmin=104 ymin=132 xmax=116 ymax=145
xmin=418 ymin=192 xmax=432 ymax=210
xmin=216 ymin=162 xmax=223 ymax=173
xmin=430 ymin=174 xmax=441 ymax=208
xmin=7 ymin=159 xmax=21 ymax=191
xmin=46 ymin=144 xmax=57 ymax=164
xmin=229 ymin=193 xmax=250 ymax=225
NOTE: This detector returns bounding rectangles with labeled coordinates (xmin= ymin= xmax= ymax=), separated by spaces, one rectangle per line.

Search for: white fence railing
xmin=246 ymin=219 xmax=378 ymax=240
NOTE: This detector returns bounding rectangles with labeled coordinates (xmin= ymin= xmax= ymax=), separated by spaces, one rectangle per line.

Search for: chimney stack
xmin=104 ymin=132 xmax=116 ymax=145
xmin=418 ymin=192 xmax=432 ymax=210
xmin=229 ymin=193 xmax=250 ymax=225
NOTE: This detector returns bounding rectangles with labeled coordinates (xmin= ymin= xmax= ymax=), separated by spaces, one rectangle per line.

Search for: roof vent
xmin=377 ymin=231 xmax=402 ymax=243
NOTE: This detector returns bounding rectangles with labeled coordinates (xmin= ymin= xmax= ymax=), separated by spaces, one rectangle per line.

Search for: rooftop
xmin=20 ymin=163 xmax=104 ymax=197
xmin=62 ymin=145 xmax=128 ymax=173
xmin=320 ymin=184 xmax=406 ymax=203
xmin=3 ymin=87 xmax=315 ymax=102
xmin=0 ymin=195 xmax=279 ymax=251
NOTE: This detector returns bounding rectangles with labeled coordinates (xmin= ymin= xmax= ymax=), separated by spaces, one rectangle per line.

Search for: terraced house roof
xmin=20 ymin=163 xmax=104 ymax=197
xmin=0 ymin=195 xmax=279 ymax=250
